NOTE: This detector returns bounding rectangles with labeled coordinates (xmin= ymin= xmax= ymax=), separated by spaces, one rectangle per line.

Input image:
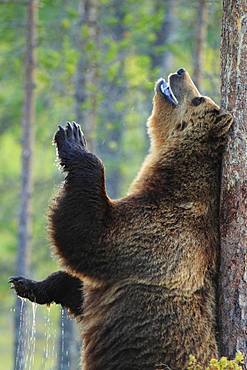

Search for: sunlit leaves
xmin=124 ymin=54 xmax=151 ymax=88
xmin=187 ymin=352 xmax=245 ymax=370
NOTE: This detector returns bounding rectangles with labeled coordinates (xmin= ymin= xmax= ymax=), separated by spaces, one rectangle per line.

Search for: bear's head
xmin=148 ymin=68 xmax=233 ymax=156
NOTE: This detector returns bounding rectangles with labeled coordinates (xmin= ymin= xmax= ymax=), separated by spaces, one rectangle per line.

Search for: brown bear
xmin=10 ymin=69 xmax=233 ymax=370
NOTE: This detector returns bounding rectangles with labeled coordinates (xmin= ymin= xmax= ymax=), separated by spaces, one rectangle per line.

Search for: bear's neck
xmin=130 ymin=145 xmax=222 ymax=205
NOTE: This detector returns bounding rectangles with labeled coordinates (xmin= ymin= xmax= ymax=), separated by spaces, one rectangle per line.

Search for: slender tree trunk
xmin=14 ymin=1 xmax=37 ymax=369
xmin=151 ymin=0 xmax=176 ymax=72
xmin=97 ymin=0 xmax=125 ymax=198
xmin=193 ymin=0 xmax=208 ymax=90
xmin=161 ymin=0 xmax=176 ymax=72
xmin=83 ymin=0 xmax=98 ymax=153
xmin=74 ymin=0 xmax=99 ymax=151
xmin=219 ymin=0 xmax=247 ymax=361
xmin=57 ymin=2 xmax=99 ymax=369
xmin=98 ymin=79 xmax=124 ymax=198
xmin=57 ymin=309 xmax=74 ymax=370
xmin=74 ymin=0 xmax=87 ymax=131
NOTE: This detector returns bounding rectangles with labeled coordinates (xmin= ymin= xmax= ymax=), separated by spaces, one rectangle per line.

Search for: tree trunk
xmin=14 ymin=1 xmax=37 ymax=369
xmin=161 ymin=0 xmax=176 ymax=72
xmin=151 ymin=0 xmax=176 ymax=72
xmin=57 ymin=309 xmax=74 ymax=370
xmin=97 ymin=0 xmax=125 ymax=198
xmin=193 ymin=0 xmax=208 ymax=90
xmin=219 ymin=0 xmax=247 ymax=361
xmin=74 ymin=0 xmax=99 ymax=152
xmin=57 ymin=2 xmax=99 ymax=369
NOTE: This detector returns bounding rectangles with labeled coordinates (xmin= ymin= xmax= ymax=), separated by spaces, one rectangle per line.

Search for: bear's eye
xmin=191 ymin=97 xmax=205 ymax=106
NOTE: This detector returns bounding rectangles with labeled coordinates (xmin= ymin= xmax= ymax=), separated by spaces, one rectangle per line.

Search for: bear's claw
xmin=54 ymin=121 xmax=87 ymax=169
xmin=9 ymin=276 xmax=35 ymax=300
xmin=54 ymin=121 xmax=86 ymax=149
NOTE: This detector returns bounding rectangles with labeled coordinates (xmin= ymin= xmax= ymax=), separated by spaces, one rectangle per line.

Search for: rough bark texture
xmin=14 ymin=0 xmax=37 ymax=369
xmin=219 ymin=0 xmax=247 ymax=361
xmin=193 ymin=0 xmax=208 ymax=90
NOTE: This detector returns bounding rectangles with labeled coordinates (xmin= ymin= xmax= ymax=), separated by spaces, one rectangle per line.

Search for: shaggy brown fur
xmin=11 ymin=70 xmax=233 ymax=370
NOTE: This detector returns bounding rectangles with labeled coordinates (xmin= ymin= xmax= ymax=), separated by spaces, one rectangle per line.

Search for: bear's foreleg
xmin=50 ymin=122 xmax=112 ymax=278
xmin=9 ymin=271 xmax=83 ymax=317
xmin=50 ymin=123 xmax=156 ymax=283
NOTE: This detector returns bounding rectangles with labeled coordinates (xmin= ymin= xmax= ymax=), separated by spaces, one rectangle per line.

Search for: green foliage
xmin=187 ymin=352 xmax=245 ymax=370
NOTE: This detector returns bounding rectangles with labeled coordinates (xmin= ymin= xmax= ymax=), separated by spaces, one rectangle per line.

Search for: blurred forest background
xmin=1 ymin=0 xmax=222 ymax=369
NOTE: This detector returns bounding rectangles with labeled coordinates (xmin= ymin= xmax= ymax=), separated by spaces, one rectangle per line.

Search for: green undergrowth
xmin=187 ymin=351 xmax=245 ymax=370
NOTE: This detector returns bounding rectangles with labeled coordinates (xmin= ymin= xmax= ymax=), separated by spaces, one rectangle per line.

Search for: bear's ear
xmin=211 ymin=111 xmax=233 ymax=138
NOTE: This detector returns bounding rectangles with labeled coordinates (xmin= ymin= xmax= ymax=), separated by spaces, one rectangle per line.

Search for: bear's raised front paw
xmin=9 ymin=276 xmax=36 ymax=301
xmin=54 ymin=121 xmax=87 ymax=169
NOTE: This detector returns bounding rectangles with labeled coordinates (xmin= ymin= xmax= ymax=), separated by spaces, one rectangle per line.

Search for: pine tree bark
xmin=14 ymin=0 xmax=37 ymax=369
xmin=193 ymin=0 xmax=208 ymax=90
xmin=219 ymin=0 xmax=247 ymax=361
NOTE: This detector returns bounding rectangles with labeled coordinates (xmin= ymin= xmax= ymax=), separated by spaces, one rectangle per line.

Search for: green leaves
xmin=187 ymin=352 xmax=245 ymax=370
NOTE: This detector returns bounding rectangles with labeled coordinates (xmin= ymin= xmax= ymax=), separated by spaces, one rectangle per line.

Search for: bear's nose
xmin=177 ymin=68 xmax=186 ymax=76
